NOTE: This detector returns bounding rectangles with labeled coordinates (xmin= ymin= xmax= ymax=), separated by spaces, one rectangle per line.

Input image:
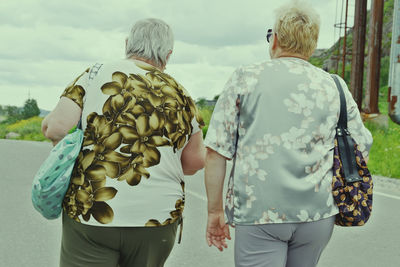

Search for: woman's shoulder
xmin=90 ymin=59 xmax=134 ymax=74
xmin=239 ymin=60 xmax=276 ymax=74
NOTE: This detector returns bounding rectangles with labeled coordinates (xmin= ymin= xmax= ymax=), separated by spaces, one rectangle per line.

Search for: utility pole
xmin=350 ymin=0 xmax=367 ymax=110
xmin=388 ymin=0 xmax=400 ymax=124
xmin=341 ymin=0 xmax=349 ymax=79
xmin=365 ymin=0 xmax=384 ymax=114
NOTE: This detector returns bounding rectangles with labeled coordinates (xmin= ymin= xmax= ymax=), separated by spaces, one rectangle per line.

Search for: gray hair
xmin=125 ymin=18 xmax=174 ymax=67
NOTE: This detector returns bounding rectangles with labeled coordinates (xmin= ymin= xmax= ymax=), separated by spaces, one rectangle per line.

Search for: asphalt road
xmin=0 ymin=139 xmax=399 ymax=267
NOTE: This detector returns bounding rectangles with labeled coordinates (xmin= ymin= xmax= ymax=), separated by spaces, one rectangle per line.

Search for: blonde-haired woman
xmin=204 ymin=1 xmax=372 ymax=267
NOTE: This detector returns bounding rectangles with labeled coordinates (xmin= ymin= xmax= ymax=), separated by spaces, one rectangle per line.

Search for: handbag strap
xmin=331 ymin=75 xmax=363 ymax=182
xmin=233 ymin=95 xmax=241 ymax=161
xmin=331 ymin=75 xmax=348 ymax=129
xmin=77 ymin=118 xmax=82 ymax=130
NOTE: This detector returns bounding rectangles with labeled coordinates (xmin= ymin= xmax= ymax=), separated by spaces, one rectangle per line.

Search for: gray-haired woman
xmin=204 ymin=2 xmax=372 ymax=267
xmin=42 ymin=18 xmax=205 ymax=267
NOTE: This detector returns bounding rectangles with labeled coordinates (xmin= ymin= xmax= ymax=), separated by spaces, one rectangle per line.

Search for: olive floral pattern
xmin=145 ymin=182 xmax=186 ymax=227
xmin=62 ymin=66 xmax=204 ymax=224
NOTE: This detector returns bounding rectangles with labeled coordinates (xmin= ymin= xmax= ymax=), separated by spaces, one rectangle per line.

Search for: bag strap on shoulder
xmin=331 ymin=75 xmax=348 ymax=129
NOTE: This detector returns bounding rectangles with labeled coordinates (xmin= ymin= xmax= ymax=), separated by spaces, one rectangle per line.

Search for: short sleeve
xmin=191 ymin=116 xmax=201 ymax=135
xmin=178 ymin=81 xmax=204 ymax=136
xmin=337 ymin=76 xmax=373 ymax=158
xmin=60 ymin=68 xmax=90 ymax=109
xmin=204 ymin=68 xmax=242 ymax=159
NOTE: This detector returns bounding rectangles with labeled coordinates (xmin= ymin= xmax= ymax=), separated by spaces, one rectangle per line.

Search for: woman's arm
xmin=42 ymin=97 xmax=81 ymax=146
xmin=181 ymin=131 xmax=206 ymax=175
xmin=204 ymin=148 xmax=230 ymax=251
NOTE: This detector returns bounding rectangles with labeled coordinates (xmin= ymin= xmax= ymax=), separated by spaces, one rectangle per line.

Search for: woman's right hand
xmin=206 ymin=210 xmax=231 ymax=251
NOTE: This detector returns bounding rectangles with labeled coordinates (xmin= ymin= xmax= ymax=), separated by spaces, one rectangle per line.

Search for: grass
xmin=198 ymin=105 xmax=214 ymax=138
xmin=363 ymin=85 xmax=400 ymax=178
xmin=0 ymin=116 xmax=47 ymax=141
xmin=364 ymin=119 xmax=400 ymax=178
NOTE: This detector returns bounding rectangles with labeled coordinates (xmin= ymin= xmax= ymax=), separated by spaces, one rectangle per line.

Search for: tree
xmin=22 ymin=98 xmax=40 ymax=119
xmin=6 ymin=106 xmax=21 ymax=118
xmin=196 ymin=98 xmax=207 ymax=108
xmin=4 ymin=105 xmax=22 ymax=123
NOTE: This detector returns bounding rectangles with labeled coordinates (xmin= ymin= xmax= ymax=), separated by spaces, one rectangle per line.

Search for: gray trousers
xmin=234 ymin=216 xmax=335 ymax=267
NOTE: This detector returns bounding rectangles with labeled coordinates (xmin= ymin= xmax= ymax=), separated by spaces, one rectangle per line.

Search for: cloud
xmin=0 ymin=24 xmax=125 ymax=62
xmin=0 ymin=58 xmax=91 ymax=110
xmin=1 ymin=0 xmax=335 ymax=48
xmin=0 ymin=0 xmax=149 ymax=32
xmin=0 ymin=0 xmax=358 ymax=110
xmin=0 ymin=61 xmax=235 ymax=110
xmin=171 ymin=40 xmax=269 ymax=66
xmin=0 ymin=84 xmax=64 ymax=111
xmin=167 ymin=63 xmax=235 ymax=100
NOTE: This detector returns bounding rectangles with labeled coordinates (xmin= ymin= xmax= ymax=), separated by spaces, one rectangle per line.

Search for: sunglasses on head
xmin=266 ymin=29 xmax=273 ymax=43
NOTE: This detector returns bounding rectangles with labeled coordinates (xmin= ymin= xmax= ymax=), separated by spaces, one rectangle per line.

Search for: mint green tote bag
xmin=31 ymin=123 xmax=83 ymax=219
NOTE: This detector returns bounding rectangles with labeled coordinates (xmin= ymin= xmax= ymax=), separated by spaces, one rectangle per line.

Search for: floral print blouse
xmin=61 ymin=59 xmax=203 ymax=228
xmin=204 ymin=57 xmax=373 ymax=225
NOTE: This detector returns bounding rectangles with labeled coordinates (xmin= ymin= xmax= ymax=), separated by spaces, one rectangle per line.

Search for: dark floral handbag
xmin=331 ymin=75 xmax=373 ymax=226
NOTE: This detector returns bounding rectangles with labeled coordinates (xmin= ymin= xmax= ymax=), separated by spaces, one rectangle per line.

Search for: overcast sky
xmin=0 ymin=0 xmax=368 ymax=110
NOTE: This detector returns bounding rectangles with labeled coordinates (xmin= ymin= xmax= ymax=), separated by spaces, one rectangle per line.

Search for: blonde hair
xmin=273 ymin=1 xmax=320 ymax=58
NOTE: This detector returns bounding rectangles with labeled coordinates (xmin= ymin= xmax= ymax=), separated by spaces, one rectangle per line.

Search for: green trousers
xmin=60 ymin=213 xmax=178 ymax=267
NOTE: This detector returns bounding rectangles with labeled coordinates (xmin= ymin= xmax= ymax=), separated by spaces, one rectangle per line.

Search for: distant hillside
xmin=39 ymin=109 xmax=50 ymax=117
xmin=310 ymin=0 xmax=394 ymax=86
xmin=0 ymin=107 xmax=50 ymax=120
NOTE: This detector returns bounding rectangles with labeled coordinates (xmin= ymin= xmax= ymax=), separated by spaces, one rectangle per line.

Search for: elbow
xmin=183 ymin=169 xmax=198 ymax=176
xmin=196 ymin=156 xmax=206 ymax=170
xmin=43 ymin=120 xmax=68 ymax=142
xmin=43 ymin=126 xmax=59 ymax=141
xmin=187 ymin=156 xmax=206 ymax=172
xmin=181 ymin=153 xmax=206 ymax=175
xmin=197 ymin=147 xmax=207 ymax=170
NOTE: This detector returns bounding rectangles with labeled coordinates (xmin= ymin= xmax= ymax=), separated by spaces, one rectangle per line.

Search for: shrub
xmin=5 ymin=117 xmax=46 ymax=141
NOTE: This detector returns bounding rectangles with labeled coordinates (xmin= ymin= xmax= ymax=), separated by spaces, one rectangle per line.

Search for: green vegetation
xmin=0 ymin=98 xmax=46 ymax=141
xmin=305 ymin=0 xmax=398 ymax=178
xmin=0 ymin=98 xmax=41 ymax=124
xmin=21 ymin=98 xmax=41 ymax=120
xmin=363 ymin=85 xmax=400 ymax=178
xmin=364 ymin=120 xmax=400 ymax=178
xmin=0 ymin=116 xmax=46 ymax=141
xmin=196 ymin=99 xmax=215 ymax=138
xmin=199 ymin=106 xmax=214 ymax=138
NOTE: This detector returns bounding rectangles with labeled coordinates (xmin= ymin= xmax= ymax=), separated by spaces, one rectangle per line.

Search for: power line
xmin=334 ymin=0 xmax=339 ymax=45
xmin=339 ymin=0 xmax=344 ymax=43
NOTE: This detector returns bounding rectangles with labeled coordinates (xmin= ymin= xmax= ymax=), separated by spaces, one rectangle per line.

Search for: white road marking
xmin=374 ymin=191 xmax=400 ymax=200
xmin=187 ymin=190 xmax=400 ymax=202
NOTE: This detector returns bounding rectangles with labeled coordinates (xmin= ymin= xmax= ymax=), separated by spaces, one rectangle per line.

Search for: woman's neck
xmin=276 ymin=52 xmax=308 ymax=61
xmin=128 ymin=56 xmax=165 ymax=71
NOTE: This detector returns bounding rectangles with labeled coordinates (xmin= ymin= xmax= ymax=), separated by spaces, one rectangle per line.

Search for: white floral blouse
xmin=204 ymin=57 xmax=373 ymax=225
